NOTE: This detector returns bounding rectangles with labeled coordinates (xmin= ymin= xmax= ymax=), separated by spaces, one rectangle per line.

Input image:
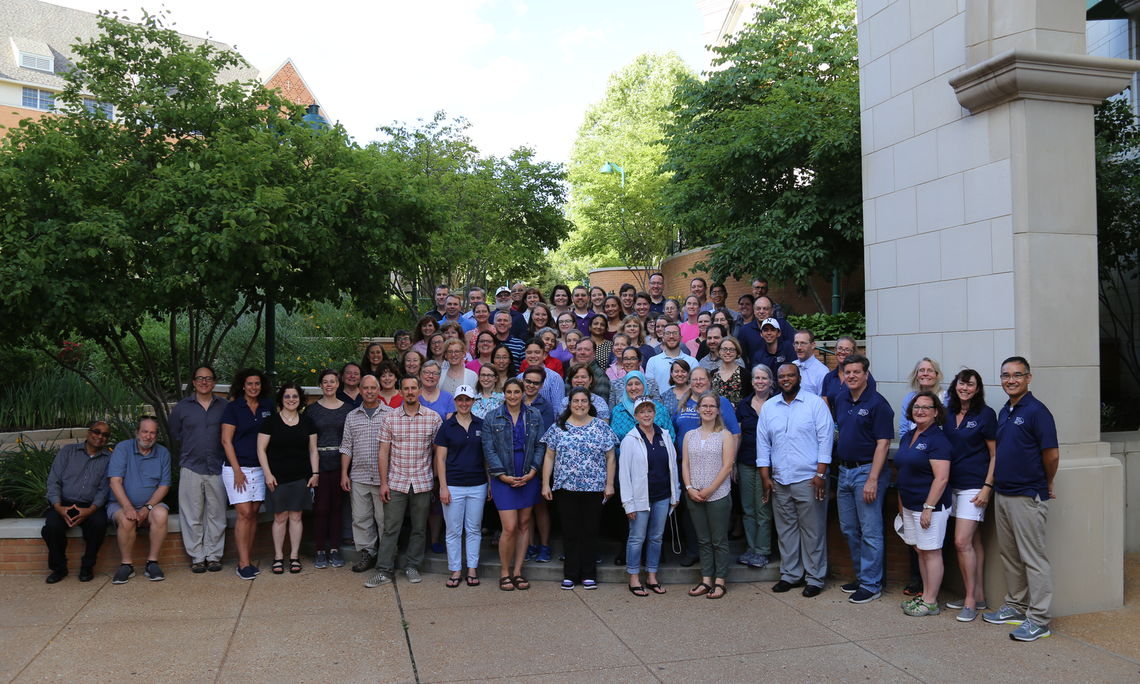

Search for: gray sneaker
xmin=313 ymin=551 xmax=328 ymax=569
xmin=364 ymin=571 xmax=392 ymax=588
xmin=956 ymin=606 xmax=979 ymax=622
xmin=1009 ymin=619 xmax=1051 ymax=642
xmin=983 ymin=604 xmax=1027 ymax=625
xmin=328 ymin=549 xmax=345 ymax=568
xmin=112 ymin=563 xmax=134 ymax=585
xmin=946 ymin=597 xmax=988 ymax=610
xmin=748 ymin=553 xmax=770 ymax=569
xmin=405 ymin=567 xmax=423 ymax=583
xmin=736 ymin=552 xmax=754 ymax=566
xmin=143 ymin=561 xmax=165 ymax=581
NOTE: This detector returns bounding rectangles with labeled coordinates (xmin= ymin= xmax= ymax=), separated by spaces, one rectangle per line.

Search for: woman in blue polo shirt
xmin=220 ymin=368 xmax=274 ymax=580
xmin=894 ymin=390 xmax=953 ymax=617
xmin=944 ymin=369 xmax=997 ymax=621
xmin=433 ymin=385 xmax=488 ymax=588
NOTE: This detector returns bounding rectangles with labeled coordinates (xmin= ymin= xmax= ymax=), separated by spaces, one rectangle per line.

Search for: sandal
xmin=688 ymin=582 xmax=712 ymax=597
xmin=512 ymin=575 xmax=530 ymax=590
xmin=446 ymin=573 xmax=462 ymax=588
xmin=271 ymin=558 xmax=284 ymax=575
xmin=499 ymin=576 xmax=515 ymax=591
xmin=628 ymin=584 xmax=648 ymax=597
xmin=289 ymin=558 xmax=301 ymax=574
xmin=465 ymin=573 xmax=480 ymax=587
xmin=647 ymin=583 xmax=666 ymax=595
xmin=707 ymin=582 xmax=727 ymax=600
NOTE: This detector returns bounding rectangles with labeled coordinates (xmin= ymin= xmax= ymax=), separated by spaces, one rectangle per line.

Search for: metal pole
xmin=265 ymin=294 xmax=276 ymax=380
xmin=831 ymin=268 xmax=841 ymax=314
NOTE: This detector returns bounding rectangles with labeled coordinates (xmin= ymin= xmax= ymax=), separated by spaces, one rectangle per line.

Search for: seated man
xmin=40 ymin=420 xmax=113 ymax=583
xmin=107 ymin=417 xmax=172 ymax=584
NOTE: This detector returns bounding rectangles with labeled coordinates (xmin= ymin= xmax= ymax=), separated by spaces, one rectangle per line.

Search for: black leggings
xmin=556 ymin=489 xmax=603 ymax=583
xmin=313 ymin=470 xmax=343 ymax=552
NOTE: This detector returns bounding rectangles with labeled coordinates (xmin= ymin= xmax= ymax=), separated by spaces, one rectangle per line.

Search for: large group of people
xmin=39 ymin=277 xmax=1059 ymax=641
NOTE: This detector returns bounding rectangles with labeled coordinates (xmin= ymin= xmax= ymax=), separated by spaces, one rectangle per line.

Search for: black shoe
xmin=78 ymin=567 xmax=94 ymax=582
xmin=771 ymin=578 xmax=805 ymax=593
xmin=802 ymin=584 xmax=822 ymax=598
xmin=45 ymin=570 xmax=67 ymax=584
xmin=351 ymin=550 xmax=376 ymax=573
xmin=207 ymin=560 xmax=223 ymax=572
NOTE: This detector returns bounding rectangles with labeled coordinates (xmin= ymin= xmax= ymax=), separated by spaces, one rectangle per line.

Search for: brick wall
xmin=1 ymin=522 xmax=278 ymax=575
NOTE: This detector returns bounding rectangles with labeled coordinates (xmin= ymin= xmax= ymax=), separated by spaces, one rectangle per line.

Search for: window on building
xmin=21 ymin=87 xmax=54 ymax=111
xmin=83 ymin=98 xmax=114 ymax=119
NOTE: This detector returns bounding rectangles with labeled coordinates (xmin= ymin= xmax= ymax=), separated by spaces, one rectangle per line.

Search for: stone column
xmin=858 ymin=0 xmax=1137 ymax=615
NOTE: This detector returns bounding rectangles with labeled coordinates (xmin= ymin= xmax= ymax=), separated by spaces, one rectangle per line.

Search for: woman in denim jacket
xmin=482 ymin=378 xmax=546 ymax=591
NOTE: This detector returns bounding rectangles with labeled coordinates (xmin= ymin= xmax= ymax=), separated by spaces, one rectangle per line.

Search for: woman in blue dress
xmin=481 ymin=378 xmax=545 ymax=591
xmin=540 ymin=387 xmax=618 ymax=590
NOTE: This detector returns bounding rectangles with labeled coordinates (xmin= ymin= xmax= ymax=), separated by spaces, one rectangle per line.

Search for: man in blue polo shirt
xmin=834 ymin=353 xmax=893 ymax=604
xmin=821 ymin=336 xmax=876 ymax=413
xmin=983 ymin=356 xmax=1059 ymax=642
xmin=107 ymin=417 xmax=172 ymax=585
xmin=751 ymin=318 xmax=794 ymax=376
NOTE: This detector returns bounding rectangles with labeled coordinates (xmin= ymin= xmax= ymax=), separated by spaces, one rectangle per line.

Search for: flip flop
xmin=465 ymin=573 xmax=480 ymax=587
xmin=628 ymin=584 xmax=648 ymax=597
xmin=707 ymin=582 xmax=727 ymax=599
xmin=446 ymin=573 xmax=461 ymax=588
xmin=647 ymin=583 xmax=666 ymax=595
xmin=688 ymin=582 xmax=712 ymax=597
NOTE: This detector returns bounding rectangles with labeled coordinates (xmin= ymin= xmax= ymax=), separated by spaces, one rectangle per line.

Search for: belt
xmin=838 ymin=460 xmax=870 ymax=468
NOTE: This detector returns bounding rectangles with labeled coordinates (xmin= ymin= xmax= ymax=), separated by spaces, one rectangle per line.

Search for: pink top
xmin=687 ymin=429 xmax=730 ymax=502
xmin=679 ymin=322 xmax=699 ymax=344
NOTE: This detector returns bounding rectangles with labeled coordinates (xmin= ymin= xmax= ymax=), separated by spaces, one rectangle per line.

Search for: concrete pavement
xmin=2 ymin=554 xmax=1137 ymax=682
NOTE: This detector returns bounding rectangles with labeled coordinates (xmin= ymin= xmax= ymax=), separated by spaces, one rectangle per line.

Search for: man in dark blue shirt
xmin=41 ymin=421 xmax=112 ymax=583
xmin=750 ymin=319 xmax=795 ymax=376
xmin=983 ymin=356 xmax=1059 ymax=642
xmin=833 ymin=353 xmax=893 ymax=605
xmin=821 ymin=336 xmax=876 ymax=415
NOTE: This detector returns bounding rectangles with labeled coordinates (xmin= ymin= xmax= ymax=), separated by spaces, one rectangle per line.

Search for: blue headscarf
xmin=620 ymin=370 xmax=649 ymax=417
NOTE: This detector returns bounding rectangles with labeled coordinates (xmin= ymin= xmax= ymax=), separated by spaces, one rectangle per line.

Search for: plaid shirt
xmin=378 ymin=403 xmax=442 ymax=494
xmin=340 ymin=404 xmax=394 ymax=486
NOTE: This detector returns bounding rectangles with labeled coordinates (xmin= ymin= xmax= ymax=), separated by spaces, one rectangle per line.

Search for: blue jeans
xmin=441 ymin=484 xmax=487 ymax=571
xmin=625 ymin=498 xmax=671 ymax=574
xmin=837 ymin=463 xmax=890 ymax=593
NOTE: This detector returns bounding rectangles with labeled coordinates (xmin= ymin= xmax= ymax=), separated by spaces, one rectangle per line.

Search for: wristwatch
xmin=146 ymin=504 xmax=154 ymax=511
xmin=812 ymin=473 xmax=824 ymax=479
xmin=922 ymin=503 xmax=935 ymax=510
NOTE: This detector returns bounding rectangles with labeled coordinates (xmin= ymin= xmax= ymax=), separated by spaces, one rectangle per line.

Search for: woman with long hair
xmin=426 ymin=332 xmax=448 ymax=365
xmin=603 ymin=295 xmax=624 ymax=337
xmin=661 ymin=358 xmax=691 ymax=418
xmin=711 ymin=336 xmax=746 ymax=405
xmin=588 ymin=314 xmax=612 ymax=368
xmin=466 ymin=331 xmax=497 ymax=373
xmin=541 ymin=387 xmax=618 ymax=590
xmin=464 ymin=302 xmax=494 ymax=355
xmin=360 ymin=341 xmax=388 ymax=380
xmin=411 ymin=315 xmax=439 ymax=357
xmin=549 ymin=284 xmax=572 ymax=319
xmin=304 ymin=370 xmax=354 ymax=569
xmin=482 ymin=379 xmax=545 ymax=591
xmin=221 ymin=368 xmax=274 ymax=580
xmin=685 ymin=310 xmax=712 ymax=358
xmin=256 ymin=382 xmax=318 ymax=575
xmin=561 ymin=362 xmax=611 ymax=421
xmin=682 ymin=392 xmax=735 ymax=599
xmin=943 ymin=369 xmax=997 ymax=621
xmin=526 ymin=303 xmax=553 ymax=341
xmin=489 ymin=344 xmax=515 ymax=390
xmin=589 ymin=286 xmax=607 ymax=314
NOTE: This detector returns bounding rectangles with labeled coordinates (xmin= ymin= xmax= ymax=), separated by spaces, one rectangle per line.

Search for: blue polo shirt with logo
xmin=995 ymin=392 xmax=1058 ymax=500
xmin=894 ymin=425 xmax=952 ymax=510
xmin=835 ymin=388 xmax=894 ymax=463
xmin=432 ymin=415 xmax=487 ymax=487
xmin=945 ymin=405 xmax=997 ymax=490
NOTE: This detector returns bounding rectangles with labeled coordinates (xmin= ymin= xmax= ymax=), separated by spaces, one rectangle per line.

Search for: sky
xmin=52 ymin=0 xmax=715 ymax=165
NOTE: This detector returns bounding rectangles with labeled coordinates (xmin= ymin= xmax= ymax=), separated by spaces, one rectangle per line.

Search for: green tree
xmin=561 ymin=52 xmax=697 ymax=287
xmin=661 ymin=0 xmax=861 ymax=311
xmin=372 ymin=112 xmax=571 ymax=313
xmin=0 ymin=11 xmax=432 ymax=435
xmin=1095 ymin=96 xmax=1140 ymax=397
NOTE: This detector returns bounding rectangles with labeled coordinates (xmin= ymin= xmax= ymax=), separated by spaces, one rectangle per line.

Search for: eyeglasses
xmin=999 ymin=372 xmax=1028 ymax=380
xmin=912 ymin=405 xmax=936 ymax=412
xmin=523 ymin=379 xmax=542 ymax=386
xmin=193 ymin=375 xmax=215 ymax=382
xmin=88 ymin=428 xmax=111 ymax=437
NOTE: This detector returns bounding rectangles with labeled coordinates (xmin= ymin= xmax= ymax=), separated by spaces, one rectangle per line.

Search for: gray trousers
xmin=772 ymin=478 xmax=828 ymax=587
xmin=377 ymin=489 xmax=431 ymax=573
xmin=178 ymin=467 xmax=228 ymax=563
xmin=738 ymin=465 xmax=773 ymax=556
xmin=995 ymin=493 xmax=1052 ymax=625
xmin=350 ymin=481 xmax=385 ymax=553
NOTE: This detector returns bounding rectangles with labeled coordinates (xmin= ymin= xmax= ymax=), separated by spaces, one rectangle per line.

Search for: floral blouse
xmin=711 ymin=366 xmax=744 ymax=405
xmin=472 ymin=392 xmax=504 ymax=420
xmin=541 ymin=418 xmax=618 ymax=492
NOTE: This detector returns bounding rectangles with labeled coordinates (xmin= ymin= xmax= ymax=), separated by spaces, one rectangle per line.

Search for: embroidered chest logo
xmin=915 ymin=442 xmax=928 ymax=450
xmin=1014 ymin=416 xmax=1025 ymax=426
xmin=965 ymin=420 xmax=978 ymax=429
xmin=857 ymin=408 xmax=869 ymax=416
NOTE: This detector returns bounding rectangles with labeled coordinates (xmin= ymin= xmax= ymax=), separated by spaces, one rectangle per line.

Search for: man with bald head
xmin=107 ymin=417 xmax=171 ymax=584
xmin=341 ymin=374 xmax=393 ymax=573
xmin=41 ymin=420 xmax=113 ymax=583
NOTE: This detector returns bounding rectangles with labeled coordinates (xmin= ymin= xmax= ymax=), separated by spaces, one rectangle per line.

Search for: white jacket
xmin=619 ymin=426 xmax=681 ymax=513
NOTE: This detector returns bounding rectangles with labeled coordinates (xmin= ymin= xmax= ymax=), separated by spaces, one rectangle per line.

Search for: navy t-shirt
xmin=735 ymin=397 xmax=760 ymax=466
xmin=945 ymin=405 xmax=997 ymax=490
xmin=751 ymin=341 xmax=795 ymax=377
xmin=995 ymin=393 xmax=1058 ymax=499
xmin=894 ymin=425 xmax=952 ymax=511
xmin=834 ymin=388 xmax=894 ymax=463
xmin=221 ymin=398 xmax=275 ymax=468
xmin=639 ymin=425 xmax=672 ymax=503
xmin=433 ymin=415 xmax=487 ymax=487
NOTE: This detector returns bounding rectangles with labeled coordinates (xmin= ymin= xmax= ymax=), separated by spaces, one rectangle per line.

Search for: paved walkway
xmin=3 ymin=554 xmax=1137 ymax=682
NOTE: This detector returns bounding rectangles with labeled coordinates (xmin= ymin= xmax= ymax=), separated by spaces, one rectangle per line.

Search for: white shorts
xmin=951 ymin=488 xmax=987 ymax=522
xmin=897 ymin=506 xmax=950 ymax=550
xmin=222 ymin=466 xmax=265 ymax=505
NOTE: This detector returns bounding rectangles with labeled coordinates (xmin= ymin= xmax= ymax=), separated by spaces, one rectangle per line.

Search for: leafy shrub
xmin=0 ymin=439 xmax=57 ymax=517
xmin=787 ymin=311 xmax=865 ymax=340
xmin=0 ymin=369 xmax=141 ymax=432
